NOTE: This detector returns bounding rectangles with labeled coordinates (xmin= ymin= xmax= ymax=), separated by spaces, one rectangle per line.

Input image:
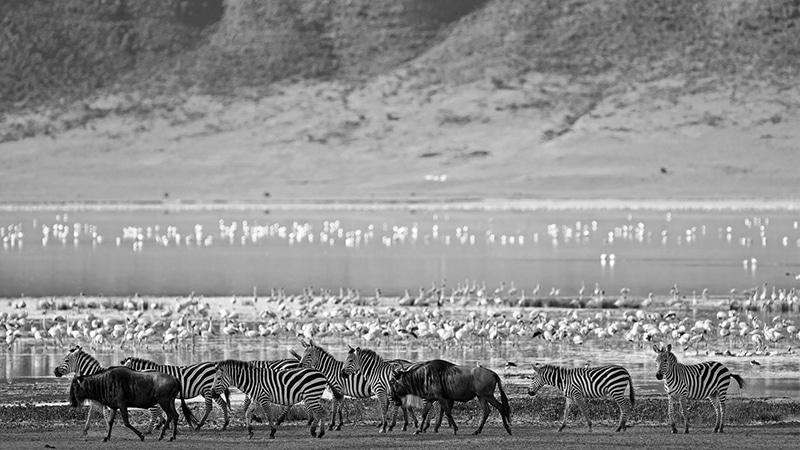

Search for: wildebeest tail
xmin=628 ymin=377 xmax=635 ymax=408
xmin=494 ymin=372 xmax=511 ymax=424
xmin=179 ymin=382 xmax=199 ymax=428
xmin=731 ymin=373 xmax=746 ymax=390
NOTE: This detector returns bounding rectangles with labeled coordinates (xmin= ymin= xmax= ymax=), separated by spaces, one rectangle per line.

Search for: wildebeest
xmin=69 ymin=366 xmax=198 ymax=442
xmin=389 ymin=359 xmax=512 ymax=435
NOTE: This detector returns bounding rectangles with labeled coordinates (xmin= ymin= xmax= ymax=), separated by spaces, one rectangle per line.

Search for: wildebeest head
xmin=527 ymin=364 xmax=545 ymax=396
xmin=69 ymin=375 xmax=85 ymax=407
xmin=653 ymin=343 xmax=673 ymax=381
xmin=388 ymin=367 xmax=409 ymax=404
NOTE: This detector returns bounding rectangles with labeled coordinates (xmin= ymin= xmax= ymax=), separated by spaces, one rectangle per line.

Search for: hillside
xmin=1 ymin=0 xmax=798 ymax=204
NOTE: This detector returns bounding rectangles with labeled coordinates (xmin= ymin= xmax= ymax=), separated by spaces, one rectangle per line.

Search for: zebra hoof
xmin=169 ymin=436 xmax=176 ymax=442
xmin=472 ymin=430 xmax=481 ymax=435
xmin=102 ymin=438 xmax=110 ymax=442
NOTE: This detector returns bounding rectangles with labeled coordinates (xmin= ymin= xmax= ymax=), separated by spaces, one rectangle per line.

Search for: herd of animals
xmin=56 ymin=340 xmax=747 ymax=442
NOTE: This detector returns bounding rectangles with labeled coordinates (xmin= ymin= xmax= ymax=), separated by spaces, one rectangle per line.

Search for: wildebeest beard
xmin=69 ymin=377 xmax=83 ymax=407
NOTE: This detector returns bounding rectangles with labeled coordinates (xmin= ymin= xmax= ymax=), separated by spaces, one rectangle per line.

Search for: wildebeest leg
xmin=119 ymin=407 xmax=145 ymax=441
xmin=559 ymin=397 xmax=573 ymax=432
xmin=415 ymin=400 xmax=433 ymax=434
xmin=438 ymin=397 xmax=459 ymax=435
xmin=158 ymin=399 xmax=179 ymax=441
xmin=484 ymin=395 xmax=512 ymax=435
xmin=474 ymin=397 xmax=493 ymax=435
xmin=103 ymin=408 xmax=117 ymax=442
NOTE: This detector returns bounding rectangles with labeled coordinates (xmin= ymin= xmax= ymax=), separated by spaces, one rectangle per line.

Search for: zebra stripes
xmin=120 ymin=356 xmax=230 ymax=430
xmin=299 ymin=340 xmax=373 ymax=431
xmin=653 ymin=343 xmax=746 ymax=433
xmin=527 ymin=363 xmax=634 ymax=432
xmin=341 ymin=346 xmax=414 ymax=433
xmin=54 ymin=346 xmax=111 ymax=434
xmin=211 ymin=359 xmax=328 ymax=439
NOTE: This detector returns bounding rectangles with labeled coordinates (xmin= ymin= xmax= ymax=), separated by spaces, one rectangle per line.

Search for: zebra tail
xmin=494 ymin=372 xmax=511 ymax=424
xmin=180 ymin=388 xmax=199 ymax=428
xmin=331 ymin=385 xmax=344 ymax=401
xmin=628 ymin=377 xmax=635 ymax=408
xmin=731 ymin=373 xmax=747 ymax=390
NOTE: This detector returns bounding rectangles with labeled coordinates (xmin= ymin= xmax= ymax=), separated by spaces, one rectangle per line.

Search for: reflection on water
xmin=3 ymin=337 xmax=799 ymax=399
xmin=0 ymin=209 xmax=798 ymax=297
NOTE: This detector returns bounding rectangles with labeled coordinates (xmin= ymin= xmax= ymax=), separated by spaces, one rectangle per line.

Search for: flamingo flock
xmin=3 ymin=283 xmax=799 ymax=359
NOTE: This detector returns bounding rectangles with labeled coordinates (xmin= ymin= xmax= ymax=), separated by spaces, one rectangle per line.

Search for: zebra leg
xmin=710 ymin=394 xmax=723 ymax=433
xmin=677 ymin=396 xmax=690 ymax=434
xmin=193 ymin=395 xmax=214 ymax=430
xmin=214 ymin=396 xmax=230 ymax=430
xmin=273 ymin=405 xmax=292 ymax=425
xmin=104 ymin=408 xmax=117 ymax=442
xmin=119 ymin=407 xmax=145 ymax=442
xmin=244 ymin=402 xmax=260 ymax=439
xmin=559 ymin=397 xmax=573 ymax=432
xmin=573 ymin=395 xmax=592 ymax=431
xmin=378 ymin=392 xmax=389 ymax=433
xmin=718 ymin=399 xmax=726 ymax=433
xmin=616 ymin=397 xmax=631 ymax=432
xmin=388 ymin=403 xmax=399 ymax=432
xmin=328 ymin=397 xmax=338 ymax=431
xmin=667 ymin=394 xmax=678 ymax=433
xmin=308 ymin=400 xmax=326 ymax=438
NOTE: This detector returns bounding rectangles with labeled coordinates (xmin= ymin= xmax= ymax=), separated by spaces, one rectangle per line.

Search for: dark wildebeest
xmin=69 ymin=366 xmax=198 ymax=442
xmin=389 ymin=359 xmax=512 ymax=435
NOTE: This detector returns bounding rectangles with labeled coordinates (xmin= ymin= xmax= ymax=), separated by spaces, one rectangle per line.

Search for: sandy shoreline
xmin=0 ymin=197 xmax=797 ymax=213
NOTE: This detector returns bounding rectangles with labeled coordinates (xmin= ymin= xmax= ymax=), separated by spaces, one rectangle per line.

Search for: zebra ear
xmin=301 ymin=339 xmax=309 ymax=348
xmin=666 ymin=343 xmax=672 ymax=352
xmin=310 ymin=339 xmax=315 ymax=347
xmin=348 ymin=344 xmax=354 ymax=351
xmin=652 ymin=344 xmax=660 ymax=353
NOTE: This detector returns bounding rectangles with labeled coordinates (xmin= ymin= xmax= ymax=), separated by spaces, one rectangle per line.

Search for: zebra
xmin=299 ymin=339 xmax=416 ymax=431
xmin=527 ymin=363 xmax=635 ymax=432
xmin=341 ymin=345 xmax=416 ymax=433
xmin=240 ymin=357 xmax=304 ymax=424
xmin=653 ymin=343 xmax=746 ymax=433
xmin=120 ymin=356 xmax=230 ymax=430
xmin=54 ymin=345 xmax=121 ymax=435
xmin=211 ymin=359 xmax=328 ymax=439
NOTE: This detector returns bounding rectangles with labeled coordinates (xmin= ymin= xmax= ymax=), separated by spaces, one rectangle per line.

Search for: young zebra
xmin=120 ymin=356 xmax=230 ymax=430
xmin=527 ymin=363 xmax=635 ymax=432
xmin=54 ymin=346 xmax=121 ymax=434
xmin=653 ymin=343 xmax=746 ymax=433
xmin=211 ymin=359 xmax=328 ymax=439
xmin=341 ymin=345 xmax=415 ymax=433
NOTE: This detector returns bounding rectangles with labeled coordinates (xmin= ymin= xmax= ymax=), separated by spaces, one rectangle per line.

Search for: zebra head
xmin=653 ymin=343 xmax=674 ymax=380
xmin=527 ymin=364 xmax=546 ymax=396
xmin=211 ymin=361 xmax=235 ymax=399
xmin=341 ymin=345 xmax=360 ymax=378
xmin=54 ymin=345 xmax=83 ymax=377
xmin=298 ymin=339 xmax=318 ymax=370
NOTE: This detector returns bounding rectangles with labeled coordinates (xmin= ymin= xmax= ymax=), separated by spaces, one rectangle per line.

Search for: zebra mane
xmin=218 ymin=359 xmax=250 ymax=370
xmin=356 ymin=347 xmax=384 ymax=363
xmin=125 ymin=356 xmax=159 ymax=366
xmin=67 ymin=347 xmax=101 ymax=365
xmin=311 ymin=342 xmax=342 ymax=361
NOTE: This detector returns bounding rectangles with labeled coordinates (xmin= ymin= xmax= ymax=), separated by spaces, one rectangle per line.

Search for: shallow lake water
xmin=1 ymin=208 xmax=799 ymax=400
xmin=1 ymin=209 xmax=798 ymax=297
